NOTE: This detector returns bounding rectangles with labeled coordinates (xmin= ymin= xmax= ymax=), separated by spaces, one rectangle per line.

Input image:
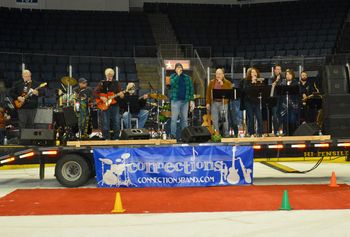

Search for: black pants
xmin=18 ymin=109 xmax=37 ymax=129
xmin=246 ymin=101 xmax=263 ymax=135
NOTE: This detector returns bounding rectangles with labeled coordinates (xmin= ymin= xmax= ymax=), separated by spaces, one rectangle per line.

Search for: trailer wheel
xmin=55 ymin=154 xmax=91 ymax=187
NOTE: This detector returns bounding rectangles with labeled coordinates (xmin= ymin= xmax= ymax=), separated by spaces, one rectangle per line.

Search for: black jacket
xmin=10 ymin=80 xmax=40 ymax=109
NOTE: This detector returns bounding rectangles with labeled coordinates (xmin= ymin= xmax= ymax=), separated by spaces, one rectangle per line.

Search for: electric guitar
xmin=14 ymin=82 xmax=47 ymax=109
xmin=96 ymin=90 xmax=126 ymax=111
xmin=226 ymin=146 xmax=240 ymax=185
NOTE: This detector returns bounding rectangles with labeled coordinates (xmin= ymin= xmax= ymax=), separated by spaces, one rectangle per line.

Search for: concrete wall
xmin=0 ymin=0 xmax=129 ymax=11
xmin=130 ymin=0 xmax=298 ymax=8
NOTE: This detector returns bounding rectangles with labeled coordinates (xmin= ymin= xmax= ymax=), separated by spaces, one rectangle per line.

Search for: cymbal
xmin=61 ymin=76 xmax=77 ymax=86
xmin=149 ymin=93 xmax=168 ymax=101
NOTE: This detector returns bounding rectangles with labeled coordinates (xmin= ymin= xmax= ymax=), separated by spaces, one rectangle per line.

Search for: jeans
xmin=18 ymin=109 xmax=37 ymax=129
xmin=122 ymin=109 xmax=149 ymax=129
xmin=171 ymin=100 xmax=188 ymax=137
xmin=246 ymin=101 xmax=263 ymax=135
xmin=101 ymin=105 xmax=120 ymax=139
xmin=211 ymin=101 xmax=229 ymax=137
xmin=228 ymin=100 xmax=240 ymax=136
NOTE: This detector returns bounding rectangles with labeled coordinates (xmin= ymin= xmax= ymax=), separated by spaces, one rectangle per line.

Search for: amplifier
xmin=181 ymin=126 xmax=211 ymax=143
xmin=20 ymin=129 xmax=55 ymax=141
xmin=120 ymin=128 xmax=150 ymax=140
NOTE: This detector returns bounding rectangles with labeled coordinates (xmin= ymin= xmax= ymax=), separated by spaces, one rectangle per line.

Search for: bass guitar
xmin=14 ymin=82 xmax=47 ymax=109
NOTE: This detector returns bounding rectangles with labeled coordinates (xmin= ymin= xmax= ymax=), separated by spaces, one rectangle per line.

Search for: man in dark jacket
xmin=95 ymin=68 xmax=124 ymax=140
xmin=10 ymin=69 xmax=39 ymax=129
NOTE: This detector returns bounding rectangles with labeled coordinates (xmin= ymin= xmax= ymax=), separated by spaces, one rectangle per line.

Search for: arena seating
xmin=0 ymin=1 xmax=349 ymax=106
xmin=0 ymin=7 xmax=156 ymax=92
xmin=145 ymin=0 xmax=350 ymax=58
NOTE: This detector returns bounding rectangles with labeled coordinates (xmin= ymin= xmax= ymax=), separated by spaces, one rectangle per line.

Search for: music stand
xmin=276 ymin=85 xmax=300 ymax=135
xmin=212 ymin=89 xmax=234 ymax=129
xmin=124 ymin=94 xmax=140 ymax=129
xmin=245 ymin=84 xmax=270 ymax=134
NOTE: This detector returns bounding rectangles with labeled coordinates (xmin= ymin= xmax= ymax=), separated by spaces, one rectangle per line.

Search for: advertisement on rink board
xmin=93 ymin=145 xmax=254 ymax=188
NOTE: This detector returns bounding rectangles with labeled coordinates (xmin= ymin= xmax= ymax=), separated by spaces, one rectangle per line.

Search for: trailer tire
xmin=55 ymin=154 xmax=91 ymax=187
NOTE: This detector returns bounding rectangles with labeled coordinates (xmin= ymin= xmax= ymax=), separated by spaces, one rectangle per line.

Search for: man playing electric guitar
xmin=95 ymin=68 xmax=124 ymax=140
xmin=10 ymin=70 xmax=39 ymax=129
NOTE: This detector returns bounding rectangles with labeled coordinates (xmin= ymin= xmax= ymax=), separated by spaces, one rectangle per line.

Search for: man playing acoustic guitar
xmin=95 ymin=68 xmax=124 ymax=140
xmin=10 ymin=70 xmax=39 ymax=129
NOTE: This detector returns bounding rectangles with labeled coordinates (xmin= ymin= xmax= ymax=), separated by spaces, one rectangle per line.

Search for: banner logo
xmin=94 ymin=145 xmax=254 ymax=188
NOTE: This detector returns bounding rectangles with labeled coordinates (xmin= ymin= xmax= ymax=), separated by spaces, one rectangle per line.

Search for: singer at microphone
xmin=169 ymin=63 xmax=195 ymax=140
xmin=268 ymin=64 xmax=284 ymax=136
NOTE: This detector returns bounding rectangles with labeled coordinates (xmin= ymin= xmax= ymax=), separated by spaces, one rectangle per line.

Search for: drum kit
xmin=147 ymin=92 xmax=171 ymax=137
xmin=54 ymin=76 xmax=100 ymax=142
xmin=58 ymin=76 xmax=78 ymax=107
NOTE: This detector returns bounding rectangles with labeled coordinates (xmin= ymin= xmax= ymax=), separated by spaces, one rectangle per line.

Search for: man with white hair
xmin=10 ymin=70 xmax=39 ymax=129
xmin=95 ymin=68 xmax=124 ymax=140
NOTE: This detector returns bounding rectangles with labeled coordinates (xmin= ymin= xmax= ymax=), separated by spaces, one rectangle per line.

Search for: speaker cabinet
xmin=323 ymin=94 xmax=350 ymax=116
xmin=63 ymin=107 xmax=78 ymax=126
xmin=324 ymin=65 xmax=349 ymax=94
xmin=293 ymin=123 xmax=319 ymax=136
xmin=181 ymin=126 xmax=211 ymax=143
xmin=120 ymin=128 xmax=150 ymax=140
xmin=34 ymin=108 xmax=53 ymax=124
xmin=325 ymin=65 xmax=347 ymax=80
xmin=20 ymin=129 xmax=55 ymax=141
xmin=324 ymin=115 xmax=350 ymax=138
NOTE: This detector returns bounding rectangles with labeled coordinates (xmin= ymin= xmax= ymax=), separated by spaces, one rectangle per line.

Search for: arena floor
xmin=1 ymin=162 xmax=350 ymax=237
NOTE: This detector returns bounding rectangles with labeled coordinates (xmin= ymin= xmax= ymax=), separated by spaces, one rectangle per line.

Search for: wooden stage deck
xmin=66 ymin=135 xmax=331 ymax=148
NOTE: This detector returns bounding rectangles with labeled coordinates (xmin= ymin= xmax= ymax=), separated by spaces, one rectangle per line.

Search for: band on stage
xmin=8 ymin=63 xmax=323 ymax=142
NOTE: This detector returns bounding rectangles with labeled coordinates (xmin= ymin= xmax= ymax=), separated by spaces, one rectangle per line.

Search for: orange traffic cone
xmin=111 ymin=192 xmax=126 ymax=213
xmin=329 ymin=171 xmax=339 ymax=188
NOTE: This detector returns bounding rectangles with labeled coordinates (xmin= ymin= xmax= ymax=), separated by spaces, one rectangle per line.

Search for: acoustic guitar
xmin=14 ymin=82 xmax=47 ymax=109
xmin=201 ymin=113 xmax=215 ymax=135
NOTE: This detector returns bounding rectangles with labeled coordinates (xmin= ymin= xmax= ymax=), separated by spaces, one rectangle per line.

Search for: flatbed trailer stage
xmin=1 ymin=135 xmax=349 ymax=187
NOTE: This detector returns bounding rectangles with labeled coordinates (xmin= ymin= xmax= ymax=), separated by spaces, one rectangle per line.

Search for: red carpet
xmin=1 ymin=185 xmax=350 ymax=216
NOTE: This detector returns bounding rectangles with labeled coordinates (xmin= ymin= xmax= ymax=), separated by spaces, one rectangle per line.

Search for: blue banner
xmin=93 ymin=145 xmax=254 ymax=188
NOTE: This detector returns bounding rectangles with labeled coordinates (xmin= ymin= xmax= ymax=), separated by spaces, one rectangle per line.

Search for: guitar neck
xmin=23 ymin=85 xmax=42 ymax=99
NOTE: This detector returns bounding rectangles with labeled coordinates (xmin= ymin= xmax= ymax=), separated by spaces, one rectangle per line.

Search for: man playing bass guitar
xmin=95 ymin=68 xmax=124 ymax=140
xmin=10 ymin=70 xmax=40 ymax=129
